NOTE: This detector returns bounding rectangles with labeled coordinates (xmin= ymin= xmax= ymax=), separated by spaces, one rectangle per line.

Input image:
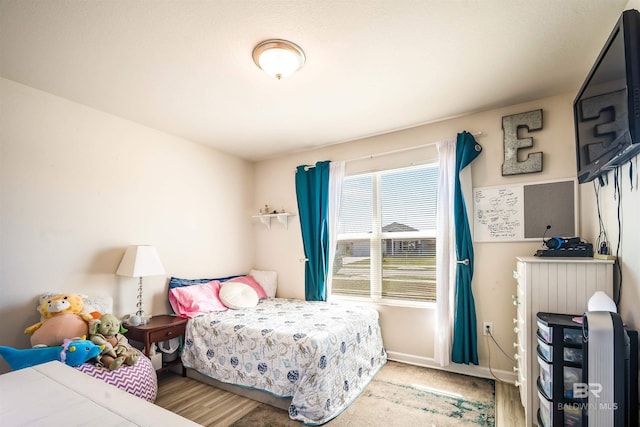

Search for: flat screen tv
xmin=574 ymin=9 xmax=640 ymax=184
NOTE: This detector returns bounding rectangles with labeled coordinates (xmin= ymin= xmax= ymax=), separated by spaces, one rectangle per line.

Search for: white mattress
xmin=0 ymin=361 xmax=200 ymax=427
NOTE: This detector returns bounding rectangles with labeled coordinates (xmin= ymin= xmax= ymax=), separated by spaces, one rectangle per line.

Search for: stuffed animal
xmin=0 ymin=336 xmax=103 ymax=370
xmin=25 ymin=293 xmax=95 ymax=347
xmin=89 ymin=313 xmax=139 ymax=370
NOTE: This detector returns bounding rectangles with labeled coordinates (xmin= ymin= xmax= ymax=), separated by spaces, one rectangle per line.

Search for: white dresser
xmin=513 ymin=256 xmax=614 ymax=427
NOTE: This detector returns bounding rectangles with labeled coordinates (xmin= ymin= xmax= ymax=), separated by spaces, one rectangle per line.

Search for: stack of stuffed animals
xmin=24 ymin=293 xmax=96 ymax=347
xmin=0 ymin=293 xmax=139 ymax=371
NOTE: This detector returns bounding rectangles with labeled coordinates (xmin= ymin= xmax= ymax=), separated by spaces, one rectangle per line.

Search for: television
xmin=574 ymin=9 xmax=640 ymax=184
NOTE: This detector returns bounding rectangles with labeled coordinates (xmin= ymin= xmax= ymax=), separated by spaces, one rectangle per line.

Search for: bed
xmin=170 ymin=273 xmax=387 ymax=425
xmin=0 ymin=361 xmax=197 ymax=426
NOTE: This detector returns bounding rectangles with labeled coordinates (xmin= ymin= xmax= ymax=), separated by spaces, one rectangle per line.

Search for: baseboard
xmin=386 ymin=350 xmax=517 ymax=384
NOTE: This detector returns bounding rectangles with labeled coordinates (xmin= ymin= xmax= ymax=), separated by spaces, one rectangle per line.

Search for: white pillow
xmin=38 ymin=292 xmax=113 ymax=319
xmin=80 ymin=294 xmax=114 ymax=315
xmin=219 ymin=281 xmax=259 ymax=309
xmin=249 ymin=269 xmax=277 ymax=298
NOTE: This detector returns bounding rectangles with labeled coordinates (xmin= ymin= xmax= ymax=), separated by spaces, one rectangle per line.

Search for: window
xmin=331 ymin=163 xmax=438 ymax=302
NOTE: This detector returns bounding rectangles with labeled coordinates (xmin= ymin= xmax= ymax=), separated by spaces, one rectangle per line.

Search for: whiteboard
xmin=473 ymin=179 xmax=577 ymax=242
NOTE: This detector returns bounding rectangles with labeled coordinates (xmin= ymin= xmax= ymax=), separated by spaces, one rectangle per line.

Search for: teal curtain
xmin=295 ymin=161 xmax=331 ymax=301
xmin=451 ymin=131 xmax=483 ymax=365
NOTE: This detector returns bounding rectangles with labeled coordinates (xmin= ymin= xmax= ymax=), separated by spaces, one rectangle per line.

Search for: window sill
xmin=330 ymin=295 xmax=436 ymax=310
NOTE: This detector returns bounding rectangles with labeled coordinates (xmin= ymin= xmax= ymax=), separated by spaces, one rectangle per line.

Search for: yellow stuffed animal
xmin=25 ymin=294 xmax=95 ymax=347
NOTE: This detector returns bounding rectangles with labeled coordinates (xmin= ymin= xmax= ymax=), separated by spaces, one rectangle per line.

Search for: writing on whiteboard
xmin=473 ymin=186 xmax=524 ymax=241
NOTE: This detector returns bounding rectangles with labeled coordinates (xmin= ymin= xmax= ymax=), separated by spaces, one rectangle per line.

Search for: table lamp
xmin=116 ymin=245 xmax=165 ymax=323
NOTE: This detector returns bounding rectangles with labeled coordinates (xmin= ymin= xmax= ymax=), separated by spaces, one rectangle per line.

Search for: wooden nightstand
xmin=124 ymin=314 xmax=188 ymax=376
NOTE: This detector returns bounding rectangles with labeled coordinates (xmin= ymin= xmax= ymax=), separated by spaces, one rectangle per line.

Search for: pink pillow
xmin=168 ymin=280 xmax=227 ymax=318
xmin=226 ymin=275 xmax=268 ymax=299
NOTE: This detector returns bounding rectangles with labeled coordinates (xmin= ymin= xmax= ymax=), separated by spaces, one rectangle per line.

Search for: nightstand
xmin=124 ymin=314 xmax=188 ymax=376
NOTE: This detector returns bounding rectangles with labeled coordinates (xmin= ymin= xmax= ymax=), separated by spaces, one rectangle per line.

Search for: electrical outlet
xmin=483 ymin=322 xmax=494 ymax=336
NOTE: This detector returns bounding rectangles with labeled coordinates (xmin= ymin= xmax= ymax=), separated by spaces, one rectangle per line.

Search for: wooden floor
xmin=495 ymin=379 xmax=526 ymax=426
xmin=155 ymin=372 xmax=261 ymax=426
xmin=155 ymin=371 xmax=525 ymax=426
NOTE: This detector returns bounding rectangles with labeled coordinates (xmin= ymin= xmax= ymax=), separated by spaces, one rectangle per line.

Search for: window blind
xmin=332 ymin=163 xmax=438 ymax=302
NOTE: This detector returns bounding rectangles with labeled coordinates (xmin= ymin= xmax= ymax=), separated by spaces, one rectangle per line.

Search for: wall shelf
xmin=252 ymin=213 xmax=295 ymax=230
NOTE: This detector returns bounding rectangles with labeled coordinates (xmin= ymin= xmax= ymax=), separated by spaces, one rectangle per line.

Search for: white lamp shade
xmin=258 ymin=48 xmax=301 ymax=79
xmin=116 ymin=245 xmax=166 ymax=277
xmin=252 ymin=39 xmax=305 ymax=80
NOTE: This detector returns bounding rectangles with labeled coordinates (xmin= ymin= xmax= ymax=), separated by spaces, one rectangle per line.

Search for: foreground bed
xmin=181 ymin=298 xmax=387 ymax=425
xmin=0 ymin=361 xmax=198 ymax=426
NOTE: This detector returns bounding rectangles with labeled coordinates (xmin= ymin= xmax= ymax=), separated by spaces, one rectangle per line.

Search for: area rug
xmin=230 ymin=360 xmax=495 ymax=427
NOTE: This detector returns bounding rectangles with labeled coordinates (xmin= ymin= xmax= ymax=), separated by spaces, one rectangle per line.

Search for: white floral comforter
xmin=181 ymin=298 xmax=387 ymax=425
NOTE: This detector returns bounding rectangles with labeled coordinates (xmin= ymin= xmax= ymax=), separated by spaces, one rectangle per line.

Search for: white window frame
xmin=331 ymin=163 xmax=438 ymax=308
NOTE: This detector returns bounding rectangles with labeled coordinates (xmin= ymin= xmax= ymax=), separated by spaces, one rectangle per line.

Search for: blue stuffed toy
xmin=0 ymin=336 xmax=103 ymax=370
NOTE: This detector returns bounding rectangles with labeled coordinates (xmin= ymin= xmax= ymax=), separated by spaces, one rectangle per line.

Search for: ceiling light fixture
xmin=252 ymin=39 xmax=305 ymax=80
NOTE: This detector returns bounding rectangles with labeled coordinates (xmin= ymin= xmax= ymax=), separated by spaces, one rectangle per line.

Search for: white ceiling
xmin=0 ymin=1 xmax=630 ymax=161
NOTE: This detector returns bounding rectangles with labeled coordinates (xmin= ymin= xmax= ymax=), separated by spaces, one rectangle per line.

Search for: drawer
xmin=517 ymin=281 xmax=525 ymax=299
xmin=517 ymin=344 xmax=526 ymax=374
xmin=537 ymin=339 xmax=583 ymax=364
xmin=149 ymin=324 xmax=185 ymax=342
xmin=517 ymin=304 xmax=525 ymax=326
xmin=516 ymin=334 xmax=527 ymax=365
xmin=517 ymin=332 xmax=526 ymax=354
xmin=563 ymin=347 xmax=583 ymax=363
xmin=538 ymin=341 xmax=552 ymax=362
xmin=538 ymin=398 xmax=583 ymax=427
xmin=563 ymin=366 xmax=582 ymax=399
xmin=538 ymin=355 xmax=552 ymax=398
xmin=538 ymin=322 xmax=553 ymax=343
xmin=538 ymin=388 xmax=552 ymax=427
xmin=536 ymin=321 xmax=582 ymax=345
xmin=537 ymin=354 xmax=582 ymax=400
xmin=564 ymin=404 xmax=583 ymax=426
xmin=563 ymin=328 xmax=583 ymax=345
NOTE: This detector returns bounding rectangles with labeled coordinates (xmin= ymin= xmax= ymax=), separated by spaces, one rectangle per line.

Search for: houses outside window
xmin=331 ymin=163 xmax=438 ymax=303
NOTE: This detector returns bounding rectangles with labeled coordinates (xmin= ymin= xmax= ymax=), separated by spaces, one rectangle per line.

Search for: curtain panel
xmin=435 ymin=139 xmax=456 ymax=367
xmin=326 ymin=161 xmax=345 ymax=300
xmin=451 ymin=131 xmax=483 ymax=365
xmin=295 ymin=161 xmax=331 ymax=301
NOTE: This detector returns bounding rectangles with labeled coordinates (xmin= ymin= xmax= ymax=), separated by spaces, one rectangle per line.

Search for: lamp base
xmin=123 ymin=313 xmax=151 ymax=327
xmin=136 ymin=276 xmax=145 ymax=320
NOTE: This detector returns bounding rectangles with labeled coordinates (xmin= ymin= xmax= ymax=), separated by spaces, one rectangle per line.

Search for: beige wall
xmin=254 ymin=92 xmax=579 ymax=378
xmin=0 ymin=78 xmax=255 ymax=373
xmin=580 ymin=162 xmax=640 ymax=330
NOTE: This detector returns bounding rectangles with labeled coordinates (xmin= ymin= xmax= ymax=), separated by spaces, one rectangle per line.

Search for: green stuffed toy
xmin=89 ymin=313 xmax=139 ymax=370
xmin=0 ymin=337 xmax=103 ymax=370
